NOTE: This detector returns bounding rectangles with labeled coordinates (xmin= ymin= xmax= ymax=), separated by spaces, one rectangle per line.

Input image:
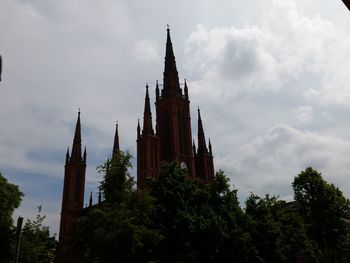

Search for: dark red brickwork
xmin=137 ymin=28 xmax=214 ymax=188
xmin=55 ymin=112 xmax=86 ymax=263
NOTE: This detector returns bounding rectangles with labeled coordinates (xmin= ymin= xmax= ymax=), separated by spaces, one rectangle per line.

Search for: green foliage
xmin=149 ymin=163 xmax=255 ymax=262
xmin=0 ymin=172 xmax=23 ymax=261
xmin=293 ymin=167 xmax=350 ymax=262
xmin=71 ymin=202 xmax=162 ymax=262
xmin=71 ymin=161 xmax=350 ymax=263
xmin=246 ymin=194 xmax=319 ymax=263
xmin=98 ymin=150 xmax=134 ymax=204
xmin=19 ymin=206 xmax=57 ymax=263
xmin=71 ymin=151 xmax=162 ymax=262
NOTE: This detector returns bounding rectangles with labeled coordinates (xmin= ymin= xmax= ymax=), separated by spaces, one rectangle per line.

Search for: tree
xmin=99 ymin=151 xmax=134 ymax=204
xmin=245 ymin=194 xmax=319 ymax=263
xmin=0 ymin=172 xmax=23 ymax=262
xmin=149 ymin=162 xmax=255 ymax=262
xmin=19 ymin=206 xmax=57 ymax=263
xmin=70 ymin=151 xmax=162 ymax=262
xmin=293 ymin=167 xmax=350 ymax=262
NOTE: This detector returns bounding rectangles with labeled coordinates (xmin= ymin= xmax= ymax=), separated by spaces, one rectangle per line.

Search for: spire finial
xmin=113 ymin=121 xmax=120 ymax=158
xmin=71 ymin=111 xmax=82 ymax=162
xmin=163 ymin=25 xmax=181 ymax=96
xmin=167 ymin=24 xmax=170 ymax=31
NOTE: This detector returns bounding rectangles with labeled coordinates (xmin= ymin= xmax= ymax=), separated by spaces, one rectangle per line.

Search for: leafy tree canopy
xmin=71 ymin=151 xmax=162 ymax=262
xmin=19 ymin=206 xmax=57 ymax=263
xmin=70 ymin=159 xmax=350 ymax=263
xmin=99 ymin=150 xmax=134 ymax=205
xmin=293 ymin=167 xmax=350 ymax=262
xmin=246 ymin=194 xmax=319 ymax=263
xmin=0 ymin=172 xmax=23 ymax=261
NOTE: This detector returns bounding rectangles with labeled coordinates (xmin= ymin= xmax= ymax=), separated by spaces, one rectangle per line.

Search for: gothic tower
xmin=137 ymin=28 xmax=215 ymax=187
xmin=155 ymin=28 xmax=195 ymax=176
xmin=56 ymin=112 xmax=86 ymax=263
xmin=194 ymin=108 xmax=214 ymax=183
xmin=137 ymin=85 xmax=160 ymax=188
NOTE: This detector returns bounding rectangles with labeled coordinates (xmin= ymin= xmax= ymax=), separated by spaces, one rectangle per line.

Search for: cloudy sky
xmin=1 ymin=0 xmax=350 ymax=235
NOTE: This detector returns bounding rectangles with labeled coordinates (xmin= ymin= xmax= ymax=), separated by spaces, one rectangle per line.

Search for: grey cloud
xmin=221 ymin=38 xmax=261 ymax=79
xmin=220 ymin=124 xmax=350 ymax=203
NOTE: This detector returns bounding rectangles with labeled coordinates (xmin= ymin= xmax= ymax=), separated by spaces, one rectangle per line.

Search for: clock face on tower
xmin=180 ymin=162 xmax=187 ymax=170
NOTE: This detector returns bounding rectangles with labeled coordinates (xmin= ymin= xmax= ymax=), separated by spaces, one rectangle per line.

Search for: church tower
xmin=137 ymin=85 xmax=160 ymax=188
xmin=137 ymin=28 xmax=215 ymax=188
xmin=56 ymin=112 xmax=86 ymax=263
xmin=155 ymin=28 xmax=195 ymax=176
xmin=194 ymin=108 xmax=214 ymax=183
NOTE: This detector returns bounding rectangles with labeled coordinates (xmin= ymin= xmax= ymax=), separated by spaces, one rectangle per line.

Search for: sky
xmin=1 ymin=0 xmax=350 ymax=235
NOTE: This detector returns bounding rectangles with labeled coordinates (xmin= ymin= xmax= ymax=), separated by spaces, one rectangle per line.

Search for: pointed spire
xmin=142 ymin=84 xmax=154 ymax=134
xmin=155 ymin=80 xmax=160 ymax=101
xmin=197 ymin=107 xmax=207 ymax=153
xmin=163 ymin=26 xmax=181 ymax=96
xmin=65 ymin=147 xmax=70 ymax=165
xmin=209 ymin=138 xmax=213 ymax=155
xmin=113 ymin=121 xmax=120 ymax=158
xmin=137 ymin=119 xmax=141 ymax=138
xmin=193 ymin=139 xmax=196 ymax=156
xmin=144 ymin=84 xmax=151 ymax=114
xmin=184 ymin=79 xmax=188 ymax=99
xmin=89 ymin=192 xmax=92 ymax=207
xmin=83 ymin=146 xmax=87 ymax=164
xmin=71 ymin=110 xmax=82 ymax=162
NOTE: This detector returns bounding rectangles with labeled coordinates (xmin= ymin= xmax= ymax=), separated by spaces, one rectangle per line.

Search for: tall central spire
xmin=112 ymin=122 xmax=120 ymax=158
xmin=71 ymin=111 xmax=82 ymax=162
xmin=163 ymin=27 xmax=181 ymax=96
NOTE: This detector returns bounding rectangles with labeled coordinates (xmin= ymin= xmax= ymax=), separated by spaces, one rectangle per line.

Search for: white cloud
xmin=132 ymin=39 xmax=160 ymax=64
xmin=294 ymin=106 xmax=313 ymax=122
xmin=218 ymin=124 xmax=350 ymax=202
xmin=184 ymin=0 xmax=350 ymax=106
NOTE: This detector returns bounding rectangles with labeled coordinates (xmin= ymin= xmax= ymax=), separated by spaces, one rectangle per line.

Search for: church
xmin=55 ymin=28 xmax=215 ymax=262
